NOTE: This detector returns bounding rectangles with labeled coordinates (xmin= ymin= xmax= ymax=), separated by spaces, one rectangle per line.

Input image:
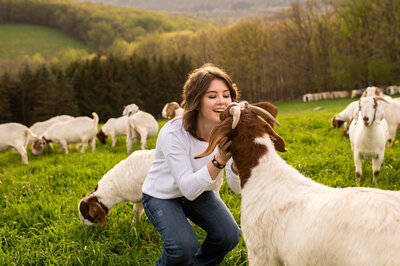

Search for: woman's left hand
xmin=215 ymin=137 xmax=232 ymax=165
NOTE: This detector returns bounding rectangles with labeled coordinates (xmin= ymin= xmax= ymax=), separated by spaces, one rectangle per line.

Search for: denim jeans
xmin=142 ymin=191 xmax=241 ymax=266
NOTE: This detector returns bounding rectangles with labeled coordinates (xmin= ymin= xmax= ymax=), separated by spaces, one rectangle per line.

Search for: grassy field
xmin=0 ymin=24 xmax=91 ymax=60
xmin=1 ymin=98 xmax=400 ymax=265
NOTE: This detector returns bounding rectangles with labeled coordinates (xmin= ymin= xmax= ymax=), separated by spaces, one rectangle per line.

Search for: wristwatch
xmin=211 ymin=155 xmax=225 ymax=169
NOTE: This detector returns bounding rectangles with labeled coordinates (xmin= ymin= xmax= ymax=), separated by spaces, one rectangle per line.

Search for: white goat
xmin=78 ymin=149 xmax=155 ymax=227
xmin=161 ymin=102 xmax=184 ymax=119
xmin=97 ymin=116 xmax=128 ymax=147
xmin=31 ymin=113 xmax=99 ymax=155
xmin=29 ymin=115 xmax=74 ymax=152
xmin=349 ymin=97 xmax=389 ymax=182
xmin=0 ymin=123 xmax=37 ymax=164
xmin=331 ymin=101 xmax=358 ymax=128
xmin=196 ymin=101 xmax=400 ymax=266
xmin=122 ymin=105 xmax=159 ymax=153
xmin=361 ymin=86 xmax=399 ymax=146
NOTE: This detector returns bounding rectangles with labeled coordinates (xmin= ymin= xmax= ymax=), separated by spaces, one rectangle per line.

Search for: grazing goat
xmin=97 ymin=116 xmax=128 ymax=147
xmin=79 ymin=149 xmax=155 ymax=227
xmin=29 ymin=115 xmax=74 ymax=153
xmin=195 ymin=101 xmax=400 ymax=266
xmin=331 ymin=101 xmax=358 ymax=129
xmin=161 ymin=102 xmax=184 ymax=119
xmin=31 ymin=113 xmax=99 ymax=155
xmin=0 ymin=123 xmax=37 ymax=164
xmin=122 ymin=105 xmax=159 ymax=153
xmin=349 ymin=97 xmax=389 ymax=182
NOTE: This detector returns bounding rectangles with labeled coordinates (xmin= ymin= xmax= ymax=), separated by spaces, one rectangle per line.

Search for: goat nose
xmin=363 ymin=117 xmax=369 ymax=122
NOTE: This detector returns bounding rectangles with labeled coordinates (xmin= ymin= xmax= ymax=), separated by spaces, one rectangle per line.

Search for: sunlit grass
xmin=1 ymin=99 xmax=399 ymax=265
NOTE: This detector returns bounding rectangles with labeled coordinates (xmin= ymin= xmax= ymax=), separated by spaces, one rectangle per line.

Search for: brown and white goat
xmin=161 ymin=102 xmax=184 ymax=119
xmin=79 ymin=149 xmax=155 ymax=227
xmin=196 ymin=101 xmax=400 ymax=266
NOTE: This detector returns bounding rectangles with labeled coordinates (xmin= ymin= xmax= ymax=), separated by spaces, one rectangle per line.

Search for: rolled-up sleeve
xmin=163 ymin=130 xmax=218 ymax=201
xmin=225 ymin=159 xmax=241 ymax=194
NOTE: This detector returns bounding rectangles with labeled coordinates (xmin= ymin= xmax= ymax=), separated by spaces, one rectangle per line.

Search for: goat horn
xmin=248 ymin=105 xmax=281 ymax=127
xmin=229 ymin=105 xmax=241 ymax=129
xmin=374 ymin=96 xmax=389 ymax=103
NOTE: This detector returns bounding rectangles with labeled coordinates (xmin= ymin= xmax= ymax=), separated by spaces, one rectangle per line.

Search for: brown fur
xmin=166 ymin=102 xmax=180 ymax=119
xmin=79 ymin=195 xmax=108 ymax=227
xmin=195 ymin=103 xmax=287 ymax=188
xmin=96 ymin=129 xmax=107 ymax=144
xmin=252 ymin=101 xmax=278 ymax=128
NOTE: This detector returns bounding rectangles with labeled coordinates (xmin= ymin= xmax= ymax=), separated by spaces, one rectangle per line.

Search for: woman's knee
xmin=165 ymin=236 xmax=199 ymax=262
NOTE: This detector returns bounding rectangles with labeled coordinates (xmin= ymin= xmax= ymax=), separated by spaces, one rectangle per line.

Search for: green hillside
xmin=0 ymin=24 xmax=91 ymax=60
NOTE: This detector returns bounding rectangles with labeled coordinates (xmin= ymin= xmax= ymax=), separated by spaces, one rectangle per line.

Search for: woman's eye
xmin=208 ymin=95 xmax=216 ymax=99
xmin=223 ymin=95 xmax=230 ymax=98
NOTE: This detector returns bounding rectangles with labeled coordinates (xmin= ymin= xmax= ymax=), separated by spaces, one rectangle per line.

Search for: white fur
xmin=161 ymin=102 xmax=184 ymax=119
xmin=100 ymin=116 xmax=128 ymax=147
xmin=241 ymin=134 xmax=400 ymax=266
xmin=331 ymin=101 xmax=358 ymax=128
xmin=0 ymin=123 xmax=37 ymax=164
xmin=349 ymin=97 xmax=389 ymax=182
xmin=78 ymin=149 xmax=155 ymax=226
xmin=32 ymin=113 xmax=99 ymax=154
xmin=124 ymin=109 xmax=159 ymax=153
xmin=29 ymin=115 xmax=74 ymax=137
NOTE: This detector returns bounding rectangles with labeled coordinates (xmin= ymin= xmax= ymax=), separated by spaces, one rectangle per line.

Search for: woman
xmin=142 ymin=63 xmax=241 ymax=265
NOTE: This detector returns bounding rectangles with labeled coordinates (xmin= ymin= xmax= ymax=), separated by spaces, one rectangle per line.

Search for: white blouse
xmin=142 ymin=118 xmax=241 ymax=200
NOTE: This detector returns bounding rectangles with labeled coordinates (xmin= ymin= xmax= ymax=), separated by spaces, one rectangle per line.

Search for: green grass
xmin=1 ymin=99 xmax=400 ymax=265
xmin=0 ymin=24 xmax=91 ymax=60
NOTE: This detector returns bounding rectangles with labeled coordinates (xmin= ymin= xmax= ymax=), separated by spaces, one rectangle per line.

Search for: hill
xmin=0 ymin=24 xmax=91 ymax=60
xmin=73 ymin=0 xmax=306 ymax=24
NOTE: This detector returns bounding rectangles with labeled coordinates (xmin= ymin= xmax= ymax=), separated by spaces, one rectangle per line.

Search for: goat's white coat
xmin=161 ymin=102 xmax=184 ymax=119
xmin=348 ymin=97 xmax=389 ymax=181
xmin=29 ymin=115 xmax=74 ymax=137
xmin=36 ymin=113 xmax=99 ymax=154
xmin=100 ymin=116 xmax=128 ymax=147
xmin=241 ymin=134 xmax=400 ymax=266
xmin=79 ymin=149 xmax=155 ymax=226
xmin=331 ymin=101 xmax=358 ymax=128
xmin=125 ymin=110 xmax=159 ymax=153
xmin=0 ymin=123 xmax=37 ymax=164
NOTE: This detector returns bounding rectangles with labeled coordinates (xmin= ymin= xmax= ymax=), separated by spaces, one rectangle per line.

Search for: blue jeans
xmin=142 ymin=191 xmax=241 ymax=266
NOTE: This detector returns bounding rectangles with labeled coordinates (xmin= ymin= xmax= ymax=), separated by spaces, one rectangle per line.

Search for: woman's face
xmin=198 ymin=79 xmax=232 ymax=126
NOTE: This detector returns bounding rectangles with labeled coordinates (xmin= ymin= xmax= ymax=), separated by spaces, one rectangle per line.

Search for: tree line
xmin=0 ymin=54 xmax=192 ymax=125
xmin=1 ymin=0 xmax=400 ymax=125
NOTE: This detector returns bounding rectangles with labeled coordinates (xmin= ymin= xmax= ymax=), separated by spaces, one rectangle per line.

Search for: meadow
xmin=0 ymin=24 xmax=91 ymax=60
xmin=1 ymin=98 xmax=399 ymax=265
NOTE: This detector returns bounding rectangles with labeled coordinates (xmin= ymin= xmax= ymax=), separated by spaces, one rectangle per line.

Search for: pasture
xmin=1 ymin=98 xmax=399 ymax=265
xmin=0 ymin=24 xmax=91 ymax=60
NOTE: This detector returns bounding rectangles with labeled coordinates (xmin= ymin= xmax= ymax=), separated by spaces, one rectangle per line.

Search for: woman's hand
xmin=215 ymin=137 xmax=232 ymax=165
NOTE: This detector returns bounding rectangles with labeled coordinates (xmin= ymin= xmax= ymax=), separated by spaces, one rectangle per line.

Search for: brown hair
xmin=181 ymin=63 xmax=239 ymax=139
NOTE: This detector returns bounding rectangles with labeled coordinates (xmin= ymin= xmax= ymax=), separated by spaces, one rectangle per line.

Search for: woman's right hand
xmin=215 ymin=137 xmax=232 ymax=165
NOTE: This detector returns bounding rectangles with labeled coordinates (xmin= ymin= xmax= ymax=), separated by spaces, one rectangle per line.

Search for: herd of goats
xmin=2 ymin=85 xmax=400 ymax=265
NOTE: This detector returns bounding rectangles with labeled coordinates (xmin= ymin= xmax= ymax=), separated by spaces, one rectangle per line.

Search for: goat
xmin=79 ymin=149 xmax=155 ymax=227
xmin=0 ymin=123 xmax=37 ymax=164
xmin=122 ymin=105 xmax=159 ymax=153
xmin=195 ymin=101 xmax=400 ymax=266
xmin=29 ymin=115 xmax=74 ymax=153
xmin=31 ymin=113 xmax=99 ymax=155
xmin=331 ymin=101 xmax=358 ymax=129
xmin=361 ymin=86 xmax=399 ymax=146
xmin=161 ymin=102 xmax=184 ymax=119
xmin=386 ymin=85 xmax=400 ymax=95
xmin=97 ymin=116 xmax=128 ymax=147
xmin=349 ymin=97 xmax=389 ymax=182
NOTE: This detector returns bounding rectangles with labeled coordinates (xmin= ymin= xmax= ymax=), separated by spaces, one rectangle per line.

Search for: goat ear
xmin=375 ymin=103 xmax=384 ymax=123
xmin=195 ymin=118 xmax=234 ymax=159
xmin=88 ymin=199 xmax=107 ymax=227
xmin=263 ymin=123 xmax=288 ymax=152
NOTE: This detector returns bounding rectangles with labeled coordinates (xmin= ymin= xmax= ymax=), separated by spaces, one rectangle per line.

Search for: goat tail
xmin=92 ymin=112 xmax=99 ymax=126
xmin=24 ymin=129 xmax=37 ymax=149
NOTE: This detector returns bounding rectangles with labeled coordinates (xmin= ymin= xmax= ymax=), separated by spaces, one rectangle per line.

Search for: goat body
xmin=32 ymin=113 xmax=99 ymax=154
xmin=196 ymin=101 xmax=400 ymax=266
xmin=29 ymin=115 xmax=74 ymax=137
xmin=0 ymin=123 xmax=37 ymax=164
xmin=78 ymin=149 xmax=155 ymax=227
xmin=126 ymin=110 xmax=159 ymax=153
xmin=97 ymin=116 xmax=128 ymax=147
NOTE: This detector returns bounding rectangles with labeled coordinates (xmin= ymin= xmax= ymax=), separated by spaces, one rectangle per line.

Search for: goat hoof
xmin=373 ymin=171 xmax=380 ymax=182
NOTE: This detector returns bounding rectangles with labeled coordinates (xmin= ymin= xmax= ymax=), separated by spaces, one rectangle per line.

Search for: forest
xmin=0 ymin=0 xmax=399 ymax=125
